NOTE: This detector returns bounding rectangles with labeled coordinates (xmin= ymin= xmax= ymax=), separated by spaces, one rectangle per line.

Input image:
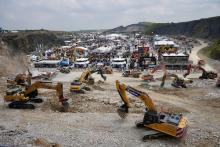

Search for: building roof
xmin=154 ymin=40 xmax=175 ymax=46
xmin=75 ymin=46 xmax=88 ymax=51
xmin=34 ymin=60 xmax=60 ymax=64
xmin=162 ymin=53 xmax=188 ymax=57
xmin=94 ymin=46 xmax=112 ymax=53
xmin=76 ymin=58 xmax=89 ymax=61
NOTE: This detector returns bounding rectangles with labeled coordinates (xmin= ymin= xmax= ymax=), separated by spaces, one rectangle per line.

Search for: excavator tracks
xmin=142 ymin=130 xmax=166 ymax=141
xmin=8 ymin=101 xmax=35 ymax=109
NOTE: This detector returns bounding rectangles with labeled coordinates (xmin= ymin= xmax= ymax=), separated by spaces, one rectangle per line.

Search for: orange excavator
xmin=116 ymin=80 xmax=188 ymax=141
xmin=141 ymin=63 xmax=166 ymax=81
xmin=184 ymin=65 xmax=217 ymax=79
xmin=4 ymin=81 xmax=69 ymax=111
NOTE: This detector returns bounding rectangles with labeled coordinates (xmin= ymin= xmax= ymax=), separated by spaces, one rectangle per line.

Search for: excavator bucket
xmin=117 ymin=104 xmax=129 ymax=119
xmin=61 ymin=101 xmax=70 ymax=112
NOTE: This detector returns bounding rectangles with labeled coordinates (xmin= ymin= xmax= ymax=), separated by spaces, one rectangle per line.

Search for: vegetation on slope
xmin=145 ymin=16 xmax=220 ymax=39
xmin=201 ymin=40 xmax=220 ymax=61
xmin=1 ymin=30 xmax=65 ymax=53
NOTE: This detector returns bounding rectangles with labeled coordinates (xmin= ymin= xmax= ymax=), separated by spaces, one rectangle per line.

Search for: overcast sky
xmin=0 ymin=0 xmax=219 ymax=31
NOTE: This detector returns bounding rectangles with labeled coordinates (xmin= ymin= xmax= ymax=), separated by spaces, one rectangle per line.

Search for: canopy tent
xmin=93 ymin=46 xmax=112 ymax=53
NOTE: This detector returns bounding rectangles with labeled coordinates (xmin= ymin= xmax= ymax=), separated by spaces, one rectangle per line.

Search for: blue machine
xmin=57 ymin=58 xmax=72 ymax=67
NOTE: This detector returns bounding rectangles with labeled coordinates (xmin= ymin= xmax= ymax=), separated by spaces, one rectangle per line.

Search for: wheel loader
xmin=116 ymin=80 xmax=188 ymax=141
xmin=4 ymin=81 xmax=69 ymax=111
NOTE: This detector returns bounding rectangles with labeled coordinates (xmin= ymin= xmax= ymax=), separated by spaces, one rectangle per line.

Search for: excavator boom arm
xmin=24 ymin=81 xmax=66 ymax=103
xmin=79 ymin=68 xmax=106 ymax=83
xmin=116 ymin=80 xmax=156 ymax=118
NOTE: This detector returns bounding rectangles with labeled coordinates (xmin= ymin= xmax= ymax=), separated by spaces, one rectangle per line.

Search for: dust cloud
xmin=0 ymin=41 xmax=28 ymax=77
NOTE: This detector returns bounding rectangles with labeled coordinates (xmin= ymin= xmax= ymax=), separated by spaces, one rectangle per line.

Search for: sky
xmin=0 ymin=0 xmax=219 ymax=31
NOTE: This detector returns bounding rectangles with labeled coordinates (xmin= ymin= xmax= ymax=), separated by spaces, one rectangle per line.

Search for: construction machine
xmin=184 ymin=65 xmax=217 ymax=79
xmin=158 ymin=46 xmax=178 ymax=54
xmin=122 ymin=70 xmax=141 ymax=78
xmin=217 ymin=77 xmax=220 ymax=87
xmin=116 ymin=80 xmax=188 ymax=140
xmin=58 ymin=67 xmax=71 ymax=74
xmin=141 ymin=63 xmax=165 ymax=81
xmin=161 ymin=73 xmax=193 ymax=88
xmin=70 ymin=67 xmax=106 ymax=93
xmin=7 ymin=69 xmax=32 ymax=86
xmin=102 ymin=66 xmax=113 ymax=74
xmin=4 ymin=81 xmax=69 ymax=111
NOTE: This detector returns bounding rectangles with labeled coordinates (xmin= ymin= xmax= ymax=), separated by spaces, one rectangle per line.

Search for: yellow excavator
xmin=161 ymin=72 xmax=193 ymax=88
xmin=4 ymin=81 xmax=69 ymax=111
xmin=7 ymin=69 xmax=32 ymax=86
xmin=116 ymin=80 xmax=188 ymax=140
xmin=70 ymin=67 xmax=106 ymax=93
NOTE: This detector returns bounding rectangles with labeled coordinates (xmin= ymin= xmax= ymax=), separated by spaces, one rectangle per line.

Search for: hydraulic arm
xmin=4 ymin=81 xmax=69 ymax=111
xmin=116 ymin=80 xmax=188 ymax=140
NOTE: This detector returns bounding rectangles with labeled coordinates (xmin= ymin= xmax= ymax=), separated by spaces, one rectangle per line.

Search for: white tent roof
xmin=162 ymin=53 xmax=188 ymax=57
xmin=154 ymin=40 xmax=175 ymax=46
xmin=61 ymin=46 xmax=71 ymax=49
xmin=75 ymin=46 xmax=88 ymax=51
xmin=94 ymin=46 xmax=112 ymax=53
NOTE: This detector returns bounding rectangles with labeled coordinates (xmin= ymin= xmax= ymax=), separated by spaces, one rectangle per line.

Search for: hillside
xmin=1 ymin=30 xmax=65 ymax=53
xmin=145 ymin=16 xmax=220 ymax=39
xmin=200 ymin=40 xmax=220 ymax=61
xmin=106 ymin=16 xmax=220 ymax=39
xmin=105 ymin=22 xmax=153 ymax=33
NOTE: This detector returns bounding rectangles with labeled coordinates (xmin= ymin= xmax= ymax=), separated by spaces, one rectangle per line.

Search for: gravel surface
xmin=0 ymin=41 xmax=220 ymax=147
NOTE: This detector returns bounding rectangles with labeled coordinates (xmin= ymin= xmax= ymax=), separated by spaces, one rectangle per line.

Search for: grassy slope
xmin=2 ymin=30 xmax=65 ymax=53
xmin=200 ymin=40 xmax=220 ymax=61
xmin=145 ymin=16 xmax=220 ymax=39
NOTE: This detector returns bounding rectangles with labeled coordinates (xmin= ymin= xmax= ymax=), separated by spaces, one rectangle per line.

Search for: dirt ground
xmin=0 ymin=42 xmax=220 ymax=147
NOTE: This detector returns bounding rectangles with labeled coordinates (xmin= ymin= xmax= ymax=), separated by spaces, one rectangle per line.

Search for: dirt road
xmin=189 ymin=40 xmax=215 ymax=71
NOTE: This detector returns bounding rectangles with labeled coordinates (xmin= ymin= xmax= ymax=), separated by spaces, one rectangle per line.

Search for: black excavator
xmin=184 ymin=64 xmax=217 ymax=80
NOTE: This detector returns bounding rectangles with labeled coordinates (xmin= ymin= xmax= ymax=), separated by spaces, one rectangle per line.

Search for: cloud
xmin=0 ymin=0 xmax=219 ymax=30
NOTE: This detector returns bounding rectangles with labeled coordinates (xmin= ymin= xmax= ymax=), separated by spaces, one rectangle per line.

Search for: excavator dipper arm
xmin=79 ymin=68 xmax=106 ymax=83
xmin=116 ymin=80 xmax=156 ymax=118
xmin=24 ymin=81 xmax=69 ymax=111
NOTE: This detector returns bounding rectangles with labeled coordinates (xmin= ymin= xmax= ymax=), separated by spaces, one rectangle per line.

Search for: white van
xmin=74 ymin=58 xmax=90 ymax=68
xmin=111 ymin=57 xmax=126 ymax=68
